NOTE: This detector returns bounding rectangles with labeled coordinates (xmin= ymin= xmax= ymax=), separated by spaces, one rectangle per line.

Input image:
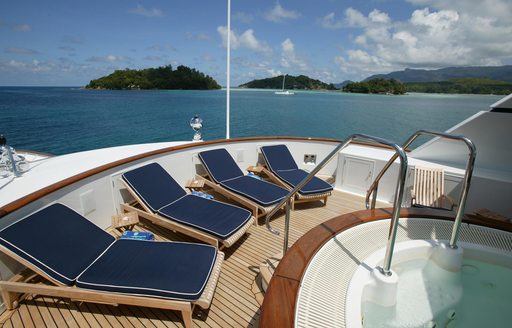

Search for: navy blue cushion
xmin=123 ymin=163 xmax=187 ymax=212
xmin=0 ymin=204 xmax=115 ymax=286
xmin=261 ymin=145 xmax=298 ymax=171
xmin=158 ymin=195 xmax=252 ymax=239
xmin=77 ymin=239 xmax=217 ymax=301
xmin=221 ymin=176 xmax=288 ymax=206
xmin=198 ymin=149 xmax=244 ymax=183
xmin=274 ymin=169 xmax=333 ymax=195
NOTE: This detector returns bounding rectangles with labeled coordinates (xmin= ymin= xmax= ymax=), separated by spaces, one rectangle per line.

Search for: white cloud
xmin=265 ymin=3 xmax=300 ymax=23
xmin=233 ymin=12 xmax=253 ymax=24
xmin=320 ymin=7 xmax=370 ymax=29
xmin=144 ymin=56 xmax=163 ymax=61
xmin=217 ymin=26 xmax=271 ymax=54
xmin=267 ymin=68 xmax=283 ymax=77
xmin=332 ymin=1 xmax=512 ymax=80
xmin=61 ymin=35 xmax=85 ymax=45
xmin=129 ymin=5 xmax=163 ymax=17
xmin=280 ymin=38 xmax=309 ymax=71
xmin=86 ymin=55 xmax=131 ymax=63
xmin=186 ymin=32 xmax=209 ymax=41
xmin=4 ymin=47 xmax=38 ymax=55
xmin=345 ymin=8 xmax=368 ymax=27
xmin=320 ymin=12 xmax=343 ymax=29
xmin=1 ymin=59 xmax=52 ymax=73
xmin=14 ymin=24 xmax=31 ymax=32
xmin=146 ymin=44 xmax=176 ymax=52
xmin=410 ymin=8 xmax=459 ymax=31
xmin=368 ymin=10 xmax=390 ymax=24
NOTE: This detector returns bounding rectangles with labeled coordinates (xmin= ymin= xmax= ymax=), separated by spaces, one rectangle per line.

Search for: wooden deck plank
xmin=10 ymin=310 xmax=24 ymax=328
xmin=31 ymin=297 xmax=57 ymax=328
xmin=62 ymin=301 xmax=91 ymax=328
xmin=42 ymin=297 xmax=68 ymax=327
xmin=70 ymin=302 xmax=101 ymax=328
xmin=18 ymin=302 xmax=36 ymax=328
xmin=24 ymin=299 xmax=46 ymax=328
xmin=114 ymin=306 xmax=148 ymax=327
xmin=0 ymin=190 xmax=371 ymax=328
xmin=83 ymin=303 xmax=113 ymax=328
xmin=52 ymin=298 xmax=82 ymax=328
xmin=2 ymin=318 xmax=14 ymax=328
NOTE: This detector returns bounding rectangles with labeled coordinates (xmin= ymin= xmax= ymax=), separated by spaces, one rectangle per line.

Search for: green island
xmin=343 ymin=78 xmax=512 ymax=95
xmin=86 ymin=65 xmax=221 ymax=90
xmin=239 ymin=75 xmax=336 ymax=90
xmin=405 ymin=78 xmax=512 ymax=95
xmin=343 ymin=78 xmax=406 ymax=95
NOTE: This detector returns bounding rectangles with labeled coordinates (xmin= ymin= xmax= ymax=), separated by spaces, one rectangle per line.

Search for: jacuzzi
xmin=294 ymin=217 xmax=512 ymax=328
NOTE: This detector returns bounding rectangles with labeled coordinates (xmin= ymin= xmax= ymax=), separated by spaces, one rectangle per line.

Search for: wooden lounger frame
xmin=195 ymin=174 xmax=285 ymax=223
xmin=0 ymin=243 xmax=225 ymax=328
xmin=256 ymin=166 xmax=331 ymax=210
xmin=119 ymin=179 xmax=255 ymax=249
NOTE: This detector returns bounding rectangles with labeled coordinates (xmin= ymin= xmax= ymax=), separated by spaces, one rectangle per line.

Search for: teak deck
xmin=0 ymin=191 xmax=385 ymax=328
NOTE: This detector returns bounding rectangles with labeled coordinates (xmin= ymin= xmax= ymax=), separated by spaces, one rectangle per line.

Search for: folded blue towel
xmin=191 ymin=191 xmax=214 ymax=200
xmin=121 ymin=231 xmax=154 ymax=240
xmin=247 ymin=172 xmax=262 ymax=180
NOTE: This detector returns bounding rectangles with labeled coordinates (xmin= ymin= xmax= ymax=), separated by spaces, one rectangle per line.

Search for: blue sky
xmin=1 ymin=0 xmax=511 ymax=86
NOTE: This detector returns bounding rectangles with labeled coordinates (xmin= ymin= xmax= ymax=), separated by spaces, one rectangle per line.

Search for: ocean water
xmin=0 ymin=87 xmax=501 ymax=155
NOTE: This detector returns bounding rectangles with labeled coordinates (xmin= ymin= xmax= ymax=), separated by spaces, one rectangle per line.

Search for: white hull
xmin=274 ymin=90 xmax=295 ymax=95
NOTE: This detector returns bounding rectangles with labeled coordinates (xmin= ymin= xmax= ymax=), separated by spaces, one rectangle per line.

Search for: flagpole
xmin=226 ymin=0 xmax=231 ymax=139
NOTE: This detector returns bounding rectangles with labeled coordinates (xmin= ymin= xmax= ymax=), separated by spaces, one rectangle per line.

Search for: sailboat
xmin=274 ymin=74 xmax=294 ymax=95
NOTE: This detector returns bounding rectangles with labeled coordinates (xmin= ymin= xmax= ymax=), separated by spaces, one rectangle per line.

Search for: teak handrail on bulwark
xmin=0 ymin=136 xmax=348 ymax=219
xmin=259 ymin=207 xmax=511 ymax=328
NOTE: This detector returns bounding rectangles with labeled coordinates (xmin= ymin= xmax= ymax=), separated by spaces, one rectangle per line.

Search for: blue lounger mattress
xmin=272 ymin=169 xmax=333 ymax=195
xmin=159 ymin=195 xmax=252 ymax=239
xmin=0 ymin=204 xmax=115 ymax=286
xmin=77 ymin=239 xmax=217 ymax=301
xmin=261 ymin=145 xmax=333 ymax=195
xmin=220 ymin=176 xmax=288 ymax=206
xmin=0 ymin=203 xmax=219 ymax=302
xmin=198 ymin=149 xmax=289 ymax=206
xmin=122 ymin=163 xmax=252 ymax=239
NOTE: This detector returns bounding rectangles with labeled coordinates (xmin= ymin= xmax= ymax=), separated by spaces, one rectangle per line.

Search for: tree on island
xmin=86 ymin=65 xmax=221 ymax=90
xmin=239 ymin=74 xmax=337 ymax=90
xmin=343 ymin=78 xmax=406 ymax=95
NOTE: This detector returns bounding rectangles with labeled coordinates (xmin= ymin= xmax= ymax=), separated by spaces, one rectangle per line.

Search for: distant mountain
xmin=334 ymin=80 xmax=353 ymax=89
xmin=239 ymin=75 xmax=336 ymax=90
xmin=364 ymin=66 xmax=512 ymax=83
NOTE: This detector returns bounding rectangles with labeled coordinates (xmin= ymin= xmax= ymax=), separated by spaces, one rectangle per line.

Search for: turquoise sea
xmin=0 ymin=87 xmax=501 ymax=155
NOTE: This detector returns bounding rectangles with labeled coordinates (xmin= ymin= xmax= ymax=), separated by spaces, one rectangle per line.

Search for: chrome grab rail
xmin=265 ymin=134 xmax=408 ymax=274
xmin=365 ymin=130 xmax=476 ymax=248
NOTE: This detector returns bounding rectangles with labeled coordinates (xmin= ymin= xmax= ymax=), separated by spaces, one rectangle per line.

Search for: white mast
xmin=226 ymin=0 xmax=231 ymax=139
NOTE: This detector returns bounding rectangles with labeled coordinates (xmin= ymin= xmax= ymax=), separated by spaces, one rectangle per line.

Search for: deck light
xmin=190 ymin=115 xmax=203 ymax=141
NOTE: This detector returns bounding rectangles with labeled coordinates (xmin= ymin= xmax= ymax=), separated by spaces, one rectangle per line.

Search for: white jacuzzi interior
xmin=295 ymin=219 xmax=512 ymax=328
xmin=355 ymin=241 xmax=512 ymax=328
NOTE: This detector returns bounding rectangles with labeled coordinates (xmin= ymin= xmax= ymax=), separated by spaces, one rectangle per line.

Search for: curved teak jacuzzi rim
xmin=259 ymin=207 xmax=512 ymax=328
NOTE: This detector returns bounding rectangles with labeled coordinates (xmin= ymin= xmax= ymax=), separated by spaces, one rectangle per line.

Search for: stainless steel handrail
xmin=365 ymin=129 xmax=476 ymax=248
xmin=0 ymin=134 xmax=21 ymax=178
xmin=265 ymin=134 xmax=408 ymax=275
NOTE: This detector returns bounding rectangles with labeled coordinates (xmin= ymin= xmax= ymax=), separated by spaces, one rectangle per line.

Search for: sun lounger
xmin=0 ymin=203 xmax=224 ymax=328
xmin=197 ymin=148 xmax=289 ymax=220
xmin=260 ymin=145 xmax=333 ymax=209
xmin=120 ymin=163 xmax=254 ymax=249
